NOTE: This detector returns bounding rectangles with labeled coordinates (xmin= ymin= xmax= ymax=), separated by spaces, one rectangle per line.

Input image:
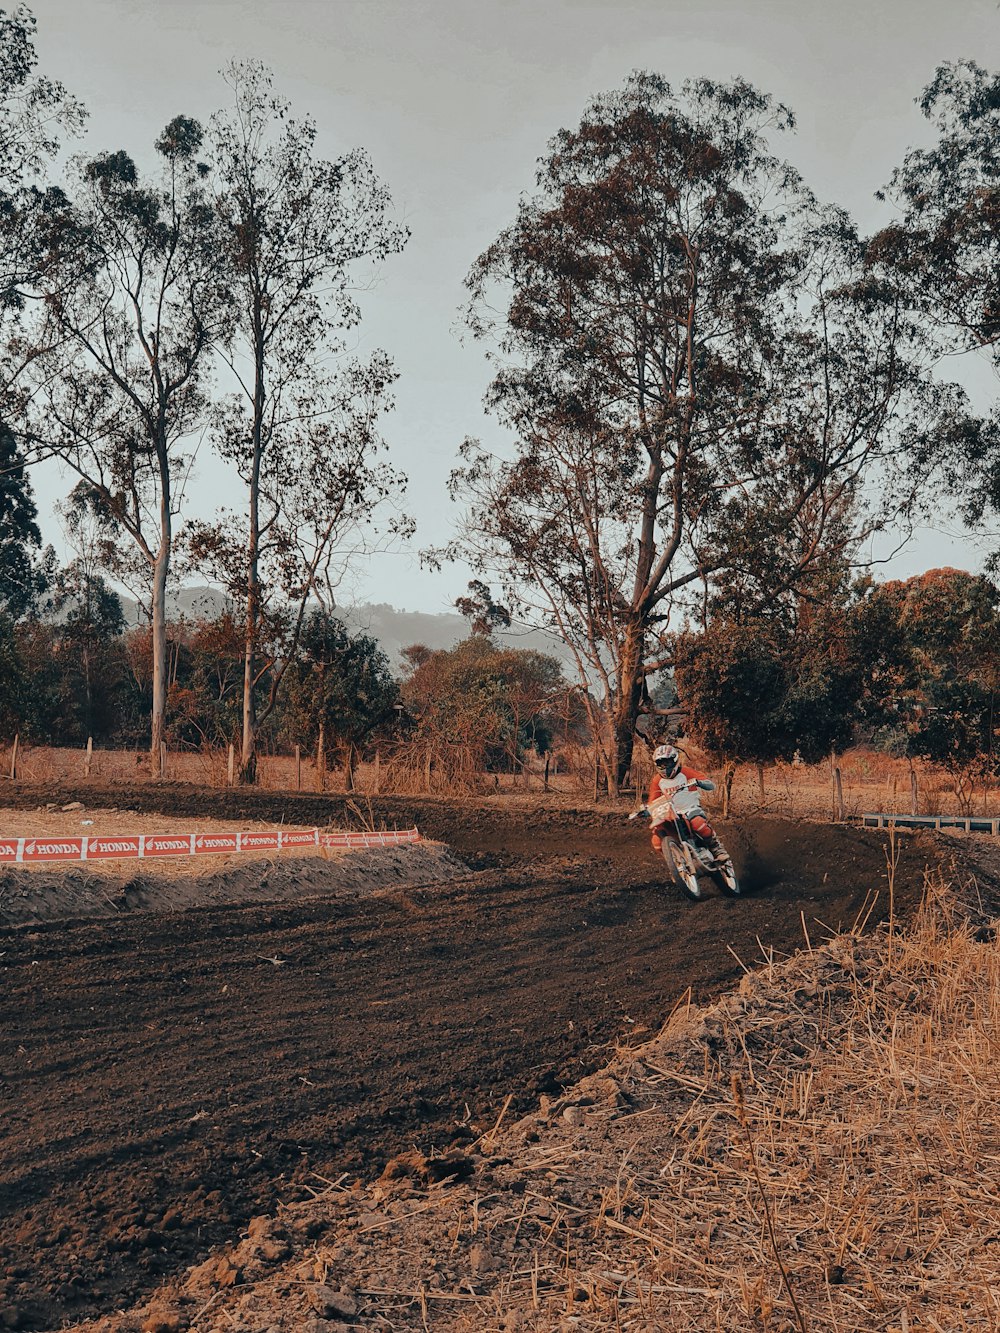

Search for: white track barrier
xmin=0 ymin=827 xmax=421 ymax=864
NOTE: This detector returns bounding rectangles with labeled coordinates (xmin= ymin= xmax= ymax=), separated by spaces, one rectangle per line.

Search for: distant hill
xmin=118 ymin=588 xmax=573 ymax=671
xmin=338 ymin=602 xmax=571 ymax=667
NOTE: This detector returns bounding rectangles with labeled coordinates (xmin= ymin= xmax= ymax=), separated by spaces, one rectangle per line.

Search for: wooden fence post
xmin=8 ymin=733 xmax=18 ymax=781
xmin=227 ymin=744 xmax=235 ymax=787
xmin=84 ymin=736 xmax=93 ymax=778
xmin=910 ymin=765 xmax=919 ymax=816
xmin=160 ymin=741 xmax=167 ymax=781
xmin=543 ymin=753 xmax=550 ymax=792
xmin=295 ymin=744 xmax=301 ymax=792
xmin=374 ymin=749 xmax=381 ymax=795
xmin=833 ymin=765 xmax=845 ymax=822
xmin=723 ymin=762 xmax=735 ymax=819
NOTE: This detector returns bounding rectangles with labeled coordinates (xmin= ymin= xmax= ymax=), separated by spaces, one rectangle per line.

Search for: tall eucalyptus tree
xmin=448 ymin=74 xmax=964 ymax=789
xmin=33 ymin=118 xmax=228 ymax=773
xmin=199 ymin=62 xmax=409 ymax=782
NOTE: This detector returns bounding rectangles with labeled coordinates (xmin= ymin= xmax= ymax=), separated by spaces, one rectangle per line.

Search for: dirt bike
xmin=630 ymin=790 xmax=740 ymax=901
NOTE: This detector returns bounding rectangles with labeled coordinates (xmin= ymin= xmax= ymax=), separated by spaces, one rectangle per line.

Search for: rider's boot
xmin=708 ymin=834 xmax=732 ymax=866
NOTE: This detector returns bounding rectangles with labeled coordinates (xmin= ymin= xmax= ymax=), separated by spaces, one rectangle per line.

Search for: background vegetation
xmin=0 ymin=9 xmax=997 ymax=807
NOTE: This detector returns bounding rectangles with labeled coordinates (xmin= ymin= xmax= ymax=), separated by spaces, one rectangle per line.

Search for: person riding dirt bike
xmin=643 ymin=743 xmax=733 ymax=870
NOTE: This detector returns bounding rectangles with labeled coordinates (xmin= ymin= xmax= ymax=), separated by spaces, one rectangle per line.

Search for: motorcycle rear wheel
xmin=661 ymin=840 xmax=701 ymax=900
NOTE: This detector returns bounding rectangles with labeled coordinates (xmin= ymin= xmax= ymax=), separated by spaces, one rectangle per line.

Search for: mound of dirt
xmin=0 ymin=803 xmax=976 ymax=1330
xmin=0 ymin=843 xmax=466 ymax=927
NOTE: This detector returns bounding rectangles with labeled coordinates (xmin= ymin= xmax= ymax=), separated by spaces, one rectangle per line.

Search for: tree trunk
xmin=832 ymin=765 xmax=845 ymax=822
xmin=315 ymin=723 xmax=326 ymax=792
xmin=82 ymin=645 xmax=93 ymax=741
xmin=240 ymin=623 xmax=258 ymax=785
xmin=344 ymin=742 xmax=355 ymax=793
xmin=239 ymin=558 xmax=259 ymax=785
xmin=241 ymin=342 xmax=266 ymax=785
xmin=150 ymin=535 xmax=170 ymax=779
xmin=611 ymin=621 xmax=646 ymax=792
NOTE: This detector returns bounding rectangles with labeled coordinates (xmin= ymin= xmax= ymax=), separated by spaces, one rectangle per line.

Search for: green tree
xmin=0 ymin=6 xmax=83 ymax=656
xmin=0 ymin=418 xmax=44 ymax=618
xmin=163 ymin=613 xmax=244 ymax=750
xmin=673 ymin=547 xmax=917 ymax=808
xmin=45 ymin=559 xmax=126 ymax=742
xmin=283 ymin=611 xmax=399 ymax=789
xmin=0 ymin=611 xmax=25 ymax=737
xmin=869 ymin=568 xmax=1000 ymax=810
xmin=0 ymin=6 xmax=83 ymax=428
xmin=874 ymin=61 xmax=1000 ymax=563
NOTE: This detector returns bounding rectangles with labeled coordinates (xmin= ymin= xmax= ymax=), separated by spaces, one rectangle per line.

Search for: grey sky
xmin=27 ymin=0 xmax=1000 ymax=613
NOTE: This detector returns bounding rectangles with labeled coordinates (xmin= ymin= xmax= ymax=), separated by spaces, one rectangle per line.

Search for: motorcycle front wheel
xmin=661 ymin=840 xmax=701 ymax=900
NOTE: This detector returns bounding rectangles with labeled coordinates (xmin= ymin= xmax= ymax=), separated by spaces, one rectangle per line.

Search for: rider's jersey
xmin=649 ymin=765 xmax=714 ymax=801
xmin=648 ymin=766 xmax=715 ymax=820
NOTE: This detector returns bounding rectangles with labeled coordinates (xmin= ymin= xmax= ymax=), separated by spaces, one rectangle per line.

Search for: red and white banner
xmin=0 ymin=826 xmax=420 ymax=864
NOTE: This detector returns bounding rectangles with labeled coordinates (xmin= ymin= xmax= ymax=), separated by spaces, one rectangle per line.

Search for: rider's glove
xmin=629 ymin=807 xmax=650 ymax=822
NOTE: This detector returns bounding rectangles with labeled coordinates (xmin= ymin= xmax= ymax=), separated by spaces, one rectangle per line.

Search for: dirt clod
xmin=306 ymin=1286 xmax=357 ymax=1319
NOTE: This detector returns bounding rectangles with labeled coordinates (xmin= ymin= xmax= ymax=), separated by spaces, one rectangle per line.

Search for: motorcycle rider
xmin=646 ymin=743 xmax=732 ymax=867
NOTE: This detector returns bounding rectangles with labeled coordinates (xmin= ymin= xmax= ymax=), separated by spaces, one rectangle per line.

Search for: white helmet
xmin=653 ymin=743 xmax=681 ymax=777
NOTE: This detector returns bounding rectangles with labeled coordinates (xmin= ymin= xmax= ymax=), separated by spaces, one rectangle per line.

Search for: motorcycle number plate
xmin=646 ymin=794 xmax=679 ymax=824
xmin=647 ymin=788 xmax=699 ymax=823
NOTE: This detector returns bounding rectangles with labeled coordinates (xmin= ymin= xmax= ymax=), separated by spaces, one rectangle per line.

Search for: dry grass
xmin=5 ymin=741 xmax=998 ymax=821
xmin=521 ymin=878 xmax=1000 ymax=1331
xmin=400 ymin=871 xmax=1000 ymax=1330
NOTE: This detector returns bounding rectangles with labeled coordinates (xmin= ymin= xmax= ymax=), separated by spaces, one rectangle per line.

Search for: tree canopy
xmin=445 ymin=74 xmax=969 ymax=790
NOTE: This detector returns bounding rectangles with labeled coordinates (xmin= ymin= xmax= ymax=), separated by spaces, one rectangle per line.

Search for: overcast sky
xmin=26 ymin=0 xmax=1000 ymax=613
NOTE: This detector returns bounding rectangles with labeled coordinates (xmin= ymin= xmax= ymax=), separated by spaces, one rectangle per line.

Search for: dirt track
xmin=0 ymin=787 xmax=956 ymax=1329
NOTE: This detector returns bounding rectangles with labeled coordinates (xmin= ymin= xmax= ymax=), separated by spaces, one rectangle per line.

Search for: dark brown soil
xmin=0 ymin=784 xmax=961 ymax=1330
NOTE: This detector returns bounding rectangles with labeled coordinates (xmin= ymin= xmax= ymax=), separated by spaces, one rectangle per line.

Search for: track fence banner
xmin=320 ymin=828 xmax=421 ymax=849
xmin=0 ymin=826 xmax=421 ymax=864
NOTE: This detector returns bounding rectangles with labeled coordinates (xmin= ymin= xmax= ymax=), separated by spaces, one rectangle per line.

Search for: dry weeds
xmin=7 ymin=741 xmax=998 ymax=821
